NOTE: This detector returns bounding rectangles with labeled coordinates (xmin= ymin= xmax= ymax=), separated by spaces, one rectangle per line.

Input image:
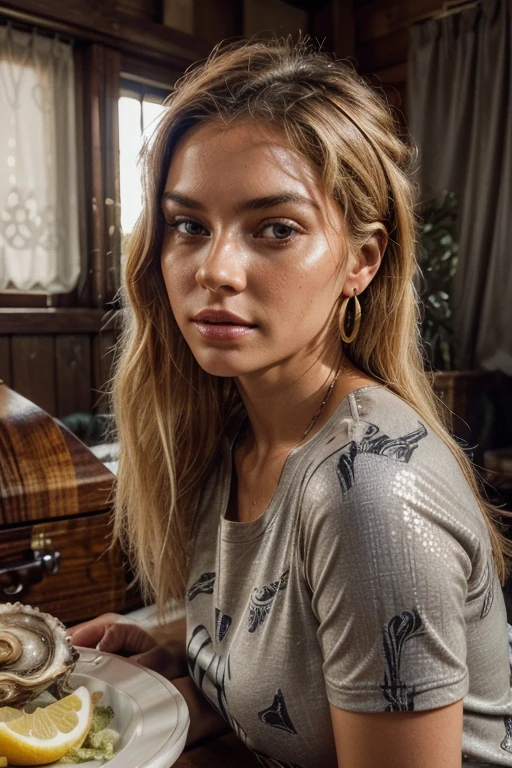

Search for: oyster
xmin=0 ymin=602 xmax=78 ymax=708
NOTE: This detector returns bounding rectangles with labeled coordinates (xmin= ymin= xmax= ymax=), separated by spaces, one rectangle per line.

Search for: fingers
xmin=68 ymin=613 xmax=158 ymax=658
xmin=96 ymin=622 xmax=157 ymax=655
xmin=68 ymin=614 xmax=122 ymax=648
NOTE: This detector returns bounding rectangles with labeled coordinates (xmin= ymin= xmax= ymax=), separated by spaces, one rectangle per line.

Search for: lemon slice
xmin=0 ymin=686 xmax=92 ymax=766
xmin=0 ymin=707 xmax=22 ymax=724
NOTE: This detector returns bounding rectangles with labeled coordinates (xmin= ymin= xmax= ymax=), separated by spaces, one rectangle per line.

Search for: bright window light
xmin=118 ymin=95 xmax=166 ymax=236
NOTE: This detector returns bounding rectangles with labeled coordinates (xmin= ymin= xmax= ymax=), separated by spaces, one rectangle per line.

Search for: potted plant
xmin=416 ymin=191 xmax=459 ymax=372
xmin=417 ymin=191 xmax=493 ymax=453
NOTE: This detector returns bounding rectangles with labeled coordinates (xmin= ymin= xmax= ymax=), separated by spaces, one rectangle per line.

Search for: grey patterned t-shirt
xmin=186 ymin=386 xmax=512 ymax=767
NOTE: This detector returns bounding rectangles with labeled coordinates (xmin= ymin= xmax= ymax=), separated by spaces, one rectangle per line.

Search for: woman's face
xmin=160 ymin=121 xmax=354 ymax=379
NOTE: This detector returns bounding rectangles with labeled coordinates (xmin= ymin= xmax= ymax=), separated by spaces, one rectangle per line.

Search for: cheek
xmin=160 ymin=256 xmax=193 ymax=307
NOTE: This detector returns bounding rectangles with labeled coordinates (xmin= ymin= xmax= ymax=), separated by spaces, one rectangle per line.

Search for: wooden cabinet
xmin=0 ymin=382 xmax=142 ymax=625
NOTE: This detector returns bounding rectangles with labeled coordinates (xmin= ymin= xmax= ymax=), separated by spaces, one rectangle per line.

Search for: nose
xmin=195 ymin=233 xmax=247 ymax=294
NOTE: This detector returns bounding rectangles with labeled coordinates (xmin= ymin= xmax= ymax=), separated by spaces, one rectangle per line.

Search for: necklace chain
xmin=246 ymin=367 xmax=342 ymax=512
xmin=297 ymin=367 xmax=341 ymax=445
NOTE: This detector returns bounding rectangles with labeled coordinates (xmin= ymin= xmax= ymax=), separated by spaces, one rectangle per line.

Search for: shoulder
xmin=299 ymin=385 xmax=488 ymax=563
xmin=305 ymin=385 xmax=475 ymax=502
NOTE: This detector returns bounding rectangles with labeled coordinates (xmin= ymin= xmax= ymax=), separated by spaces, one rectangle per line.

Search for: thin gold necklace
xmin=295 ymin=367 xmax=342 ymax=446
xmin=244 ymin=367 xmax=342 ymax=516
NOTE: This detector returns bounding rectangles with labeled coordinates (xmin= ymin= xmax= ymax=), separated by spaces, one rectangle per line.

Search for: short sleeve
xmin=301 ymin=448 xmax=476 ymax=713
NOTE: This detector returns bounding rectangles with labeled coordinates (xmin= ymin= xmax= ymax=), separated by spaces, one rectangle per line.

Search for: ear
xmin=342 ymin=226 xmax=387 ymax=297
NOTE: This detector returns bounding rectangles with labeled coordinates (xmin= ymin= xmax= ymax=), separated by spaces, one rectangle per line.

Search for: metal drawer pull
xmin=0 ymin=547 xmax=61 ymax=596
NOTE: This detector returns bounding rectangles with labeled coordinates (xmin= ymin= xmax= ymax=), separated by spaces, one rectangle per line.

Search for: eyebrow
xmin=161 ymin=191 xmax=320 ymax=212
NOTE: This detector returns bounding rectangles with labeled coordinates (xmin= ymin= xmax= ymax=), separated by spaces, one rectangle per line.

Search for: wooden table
xmin=175 ymin=732 xmax=261 ymax=767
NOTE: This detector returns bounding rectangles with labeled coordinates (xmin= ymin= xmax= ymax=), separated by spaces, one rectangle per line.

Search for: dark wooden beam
xmin=332 ymin=0 xmax=355 ymax=59
xmin=355 ymin=0 xmax=443 ymax=44
xmin=356 ymin=25 xmax=408 ymax=72
xmin=0 ymin=309 xmax=115 ymax=335
xmin=284 ymin=0 xmax=330 ymax=10
xmin=78 ymin=44 xmax=122 ymax=308
xmin=0 ymin=0 xmax=210 ymax=68
xmin=193 ymin=0 xmax=244 ymax=43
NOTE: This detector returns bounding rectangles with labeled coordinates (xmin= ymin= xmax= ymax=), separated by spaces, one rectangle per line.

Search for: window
xmin=0 ymin=25 xmax=80 ymax=295
xmin=118 ymin=81 xmax=169 ymax=242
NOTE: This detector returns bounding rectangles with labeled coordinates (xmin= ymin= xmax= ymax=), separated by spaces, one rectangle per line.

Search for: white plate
xmin=53 ymin=647 xmax=190 ymax=768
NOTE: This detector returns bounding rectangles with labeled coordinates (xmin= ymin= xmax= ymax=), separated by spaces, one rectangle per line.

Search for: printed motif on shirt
xmin=336 ymin=421 xmax=428 ymax=493
xmin=381 ymin=608 xmax=423 ymax=711
xmin=249 ymin=571 xmax=289 ymax=633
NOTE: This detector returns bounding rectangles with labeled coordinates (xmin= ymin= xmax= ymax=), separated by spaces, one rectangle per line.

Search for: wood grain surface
xmin=11 ymin=335 xmax=56 ymax=415
xmin=0 ymin=309 xmax=109 ymax=335
xmin=0 ymin=336 xmax=11 ymax=387
xmin=0 ymin=513 xmax=130 ymax=624
xmin=0 ymin=384 xmax=79 ymax=524
xmin=55 ymin=335 xmax=92 ymax=417
xmin=0 ymin=383 xmax=114 ymax=524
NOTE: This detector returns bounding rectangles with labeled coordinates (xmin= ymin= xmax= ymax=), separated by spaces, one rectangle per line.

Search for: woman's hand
xmin=69 ymin=615 xmax=228 ymax=746
xmin=68 ymin=613 xmax=188 ymax=680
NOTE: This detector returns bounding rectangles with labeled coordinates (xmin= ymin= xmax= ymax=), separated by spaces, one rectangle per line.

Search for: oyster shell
xmin=0 ymin=602 xmax=79 ymax=708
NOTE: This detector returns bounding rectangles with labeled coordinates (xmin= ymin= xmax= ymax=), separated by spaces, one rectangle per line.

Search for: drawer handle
xmin=0 ymin=548 xmax=61 ymax=596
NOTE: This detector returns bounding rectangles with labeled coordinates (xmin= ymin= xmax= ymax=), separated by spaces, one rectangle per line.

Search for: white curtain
xmin=0 ymin=25 xmax=80 ymax=292
xmin=408 ymin=0 xmax=512 ymax=374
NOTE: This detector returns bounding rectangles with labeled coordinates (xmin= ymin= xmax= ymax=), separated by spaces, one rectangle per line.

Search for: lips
xmin=192 ymin=309 xmax=255 ymax=326
xmin=192 ymin=309 xmax=256 ymax=341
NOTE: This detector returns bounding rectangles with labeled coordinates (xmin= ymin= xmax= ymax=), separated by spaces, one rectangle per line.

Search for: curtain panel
xmin=0 ymin=26 xmax=80 ymax=293
xmin=408 ymin=0 xmax=512 ymax=374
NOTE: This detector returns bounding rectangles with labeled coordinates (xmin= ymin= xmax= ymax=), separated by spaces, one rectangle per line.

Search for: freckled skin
xmin=160 ymin=121 xmax=354 ymax=381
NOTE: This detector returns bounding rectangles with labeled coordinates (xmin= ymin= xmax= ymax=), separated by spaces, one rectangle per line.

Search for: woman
xmin=70 ymin=39 xmax=512 ymax=767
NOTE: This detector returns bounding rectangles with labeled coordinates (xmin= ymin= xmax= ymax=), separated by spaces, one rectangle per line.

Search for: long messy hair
xmin=113 ymin=37 xmax=510 ymax=614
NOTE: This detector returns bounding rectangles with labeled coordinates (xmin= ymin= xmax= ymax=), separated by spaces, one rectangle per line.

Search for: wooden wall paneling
xmin=92 ymin=328 xmax=117 ymax=412
xmin=0 ymin=309 xmax=107 ymax=335
xmin=120 ymin=53 xmax=180 ymax=89
xmin=243 ymin=0 xmax=309 ymax=39
xmin=310 ymin=3 xmax=335 ymax=53
xmin=104 ymin=49 xmax=122 ymax=304
xmin=73 ymin=43 xmax=91 ymax=308
xmin=372 ymin=62 xmax=407 ymax=84
xmin=11 ymin=336 xmax=57 ymax=416
xmin=0 ymin=337 xmax=11 ymax=387
xmin=116 ymin=0 xmax=160 ymax=22
xmin=355 ymin=0 xmax=443 ymax=44
xmin=194 ymin=0 xmax=243 ymax=42
xmin=55 ymin=335 xmax=93 ymax=418
xmin=81 ymin=44 xmax=121 ymax=309
xmin=356 ymin=24 xmax=408 ymax=72
xmin=163 ymin=0 xmax=194 ymax=34
xmin=332 ymin=0 xmax=355 ymax=58
xmin=84 ymin=44 xmax=107 ymax=310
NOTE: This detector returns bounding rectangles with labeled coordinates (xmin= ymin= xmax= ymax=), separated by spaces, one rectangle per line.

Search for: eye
xmin=166 ymin=218 xmax=209 ymax=237
xmin=256 ymin=222 xmax=299 ymax=241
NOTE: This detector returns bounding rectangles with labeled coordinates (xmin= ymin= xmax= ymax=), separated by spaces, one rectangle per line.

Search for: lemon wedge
xmin=0 ymin=686 xmax=92 ymax=766
xmin=0 ymin=707 xmax=22 ymax=724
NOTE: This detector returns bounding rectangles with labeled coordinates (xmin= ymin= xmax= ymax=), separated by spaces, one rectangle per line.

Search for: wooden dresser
xmin=0 ymin=381 xmax=141 ymax=625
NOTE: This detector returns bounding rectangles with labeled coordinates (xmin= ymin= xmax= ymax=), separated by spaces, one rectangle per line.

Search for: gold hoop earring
xmin=339 ymin=290 xmax=361 ymax=344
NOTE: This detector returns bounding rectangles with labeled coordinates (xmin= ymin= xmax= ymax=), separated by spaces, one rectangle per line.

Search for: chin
xmin=192 ymin=351 xmax=254 ymax=379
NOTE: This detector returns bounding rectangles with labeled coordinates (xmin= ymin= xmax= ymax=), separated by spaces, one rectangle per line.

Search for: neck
xmin=235 ymin=354 xmax=360 ymax=454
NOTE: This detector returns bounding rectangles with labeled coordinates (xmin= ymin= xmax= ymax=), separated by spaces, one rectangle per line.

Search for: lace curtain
xmin=0 ymin=25 xmax=80 ymax=292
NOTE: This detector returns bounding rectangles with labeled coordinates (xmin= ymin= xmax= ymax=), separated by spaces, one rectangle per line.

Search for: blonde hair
xmin=113 ymin=38 xmax=510 ymax=615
